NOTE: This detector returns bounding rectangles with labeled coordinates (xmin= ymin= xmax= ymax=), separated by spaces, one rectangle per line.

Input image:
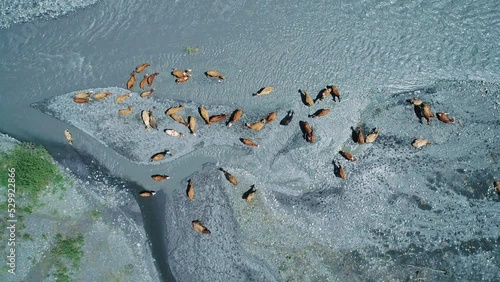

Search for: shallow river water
xmin=0 ymin=0 xmax=499 ymax=281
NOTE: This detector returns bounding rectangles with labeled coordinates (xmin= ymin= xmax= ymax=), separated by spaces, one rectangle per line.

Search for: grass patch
xmin=90 ymin=209 xmax=101 ymax=219
xmin=54 ymin=263 xmax=70 ymax=282
xmin=51 ymin=233 xmax=85 ymax=268
xmin=49 ymin=233 xmax=85 ymax=282
xmin=184 ymin=46 xmax=200 ymax=55
xmin=0 ymin=142 xmax=67 ymax=215
xmin=50 ymin=208 xmax=59 ymax=217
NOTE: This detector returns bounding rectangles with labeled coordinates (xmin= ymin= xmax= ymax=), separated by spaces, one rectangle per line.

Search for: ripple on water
xmin=0 ymin=0 xmax=101 ymax=29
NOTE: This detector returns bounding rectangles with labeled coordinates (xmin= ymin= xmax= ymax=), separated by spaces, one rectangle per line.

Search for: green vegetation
xmin=50 ymin=208 xmax=59 ymax=217
xmin=30 ymin=256 xmax=37 ymax=265
xmin=54 ymin=264 xmax=70 ymax=282
xmin=90 ymin=208 xmax=101 ymax=219
xmin=0 ymin=142 xmax=67 ymax=214
xmin=184 ymin=46 xmax=200 ymax=55
xmin=52 ymin=233 xmax=85 ymax=268
xmin=50 ymin=233 xmax=85 ymax=282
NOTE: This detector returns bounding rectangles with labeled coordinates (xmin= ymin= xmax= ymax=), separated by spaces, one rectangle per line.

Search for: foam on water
xmin=0 ymin=0 xmax=101 ymax=29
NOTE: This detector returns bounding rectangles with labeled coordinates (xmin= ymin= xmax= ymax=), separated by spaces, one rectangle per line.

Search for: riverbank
xmin=0 ymin=133 xmax=160 ymax=282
